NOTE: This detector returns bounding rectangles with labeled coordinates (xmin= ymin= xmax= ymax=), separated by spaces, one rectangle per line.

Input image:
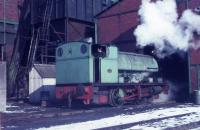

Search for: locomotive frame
xmin=56 ymin=83 xmax=168 ymax=107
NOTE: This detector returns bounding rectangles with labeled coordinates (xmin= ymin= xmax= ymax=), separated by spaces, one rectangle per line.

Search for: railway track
xmin=1 ymin=101 xmax=189 ymax=130
xmin=97 ymin=113 xmax=196 ymax=130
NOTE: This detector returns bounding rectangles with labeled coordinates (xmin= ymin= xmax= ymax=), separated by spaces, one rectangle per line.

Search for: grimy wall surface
xmin=0 ymin=0 xmax=23 ymax=61
xmin=97 ymin=0 xmax=141 ymax=52
xmin=188 ymin=0 xmax=200 ymax=95
xmin=0 ymin=62 xmax=6 ymax=112
xmin=97 ymin=0 xmax=200 ymax=98
xmin=26 ymin=0 xmax=118 ymax=64
xmin=31 ymin=0 xmax=117 ymax=24
xmin=97 ymin=0 xmax=188 ymax=52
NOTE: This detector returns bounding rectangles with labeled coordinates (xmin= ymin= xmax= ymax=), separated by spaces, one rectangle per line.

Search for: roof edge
xmin=95 ymin=0 xmax=123 ymax=18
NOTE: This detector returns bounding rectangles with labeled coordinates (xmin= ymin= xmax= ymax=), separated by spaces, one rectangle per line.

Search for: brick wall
xmin=97 ymin=0 xmax=188 ymax=52
xmin=97 ymin=0 xmax=140 ymax=52
xmin=0 ymin=0 xmax=23 ymax=21
xmin=0 ymin=0 xmax=23 ymax=61
xmin=188 ymin=0 xmax=200 ymax=94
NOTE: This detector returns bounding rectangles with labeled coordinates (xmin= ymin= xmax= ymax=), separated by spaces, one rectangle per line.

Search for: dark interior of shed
xmin=143 ymin=45 xmax=189 ymax=102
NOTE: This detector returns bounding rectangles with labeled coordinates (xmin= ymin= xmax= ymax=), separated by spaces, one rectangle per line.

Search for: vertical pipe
xmin=76 ymin=0 xmax=78 ymax=18
xmin=188 ymin=50 xmax=192 ymax=95
xmin=94 ymin=19 xmax=98 ymax=44
xmin=92 ymin=0 xmax=95 ymax=17
xmin=64 ymin=0 xmax=67 ymax=17
xmin=65 ymin=19 xmax=68 ymax=42
xmin=65 ymin=0 xmax=68 ymax=42
xmin=198 ymin=65 xmax=200 ymax=90
xmin=186 ymin=0 xmax=191 ymax=99
xmin=3 ymin=0 xmax=6 ymax=44
xmin=1 ymin=46 xmax=3 ymax=61
xmin=2 ymin=0 xmax=6 ymax=61
xmin=186 ymin=0 xmax=189 ymax=9
xmin=93 ymin=0 xmax=98 ymax=44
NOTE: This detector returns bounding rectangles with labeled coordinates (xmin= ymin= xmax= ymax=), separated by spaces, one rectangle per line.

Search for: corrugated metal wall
xmin=31 ymin=0 xmax=117 ymax=63
xmin=31 ymin=0 xmax=116 ymax=24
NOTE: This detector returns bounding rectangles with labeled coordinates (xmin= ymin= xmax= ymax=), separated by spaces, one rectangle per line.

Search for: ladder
xmin=8 ymin=0 xmax=54 ymax=98
xmin=39 ymin=0 xmax=54 ymax=64
xmin=28 ymin=0 xmax=53 ymax=66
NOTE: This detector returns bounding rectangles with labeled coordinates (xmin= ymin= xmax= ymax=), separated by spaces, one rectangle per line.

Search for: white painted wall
xmin=0 ymin=62 xmax=6 ymax=112
xmin=43 ymin=78 xmax=56 ymax=85
xmin=29 ymin=67 xmax=42 ymax=95
xmin=29 ymin=67 xmax=56 ymax=103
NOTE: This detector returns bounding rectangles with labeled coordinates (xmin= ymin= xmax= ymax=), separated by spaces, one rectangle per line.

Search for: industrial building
xmin=0 ymin=0 xmax=199 ymax=107
xmin=96 ymin=0 xmax=192 ymax=51
xmin=187 ymin=0 xmax=200 ymax=102
xmin=0 ymin=0 xmax=23 ymax=112
xmin=7 ymin=0 xmax=119 ymax=98
xmin=96 ymin=0 xmax=200 ymax=101
xmin=2 ymin=1 xmax=200 ymax=130
xmin=0 ymin=0 xmax=23 ymax=61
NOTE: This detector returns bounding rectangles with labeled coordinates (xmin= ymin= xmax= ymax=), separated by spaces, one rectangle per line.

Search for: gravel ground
xmin=1 ymin=101 xmax=200 ymax=130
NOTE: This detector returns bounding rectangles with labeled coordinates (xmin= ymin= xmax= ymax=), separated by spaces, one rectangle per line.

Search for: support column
xmin=0 ymin=62 xmax=6 ymax=112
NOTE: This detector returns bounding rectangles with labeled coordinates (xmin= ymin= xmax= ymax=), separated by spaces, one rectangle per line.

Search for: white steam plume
xmin=134 ymin=0 xmax=200 ymax=57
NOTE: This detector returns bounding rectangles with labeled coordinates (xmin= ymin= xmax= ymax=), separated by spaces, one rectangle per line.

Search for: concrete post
xmin=0 ymin=62 xmax=6 ymax=112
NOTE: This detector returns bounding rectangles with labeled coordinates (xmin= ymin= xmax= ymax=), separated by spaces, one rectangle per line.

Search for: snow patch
xmin=3 ymin=104 xmax=25 ymax=114
xmin=125 ymin=112 xmax=200 ymax=130
xmin=36 ymin=105 xmax=200 ymax=130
